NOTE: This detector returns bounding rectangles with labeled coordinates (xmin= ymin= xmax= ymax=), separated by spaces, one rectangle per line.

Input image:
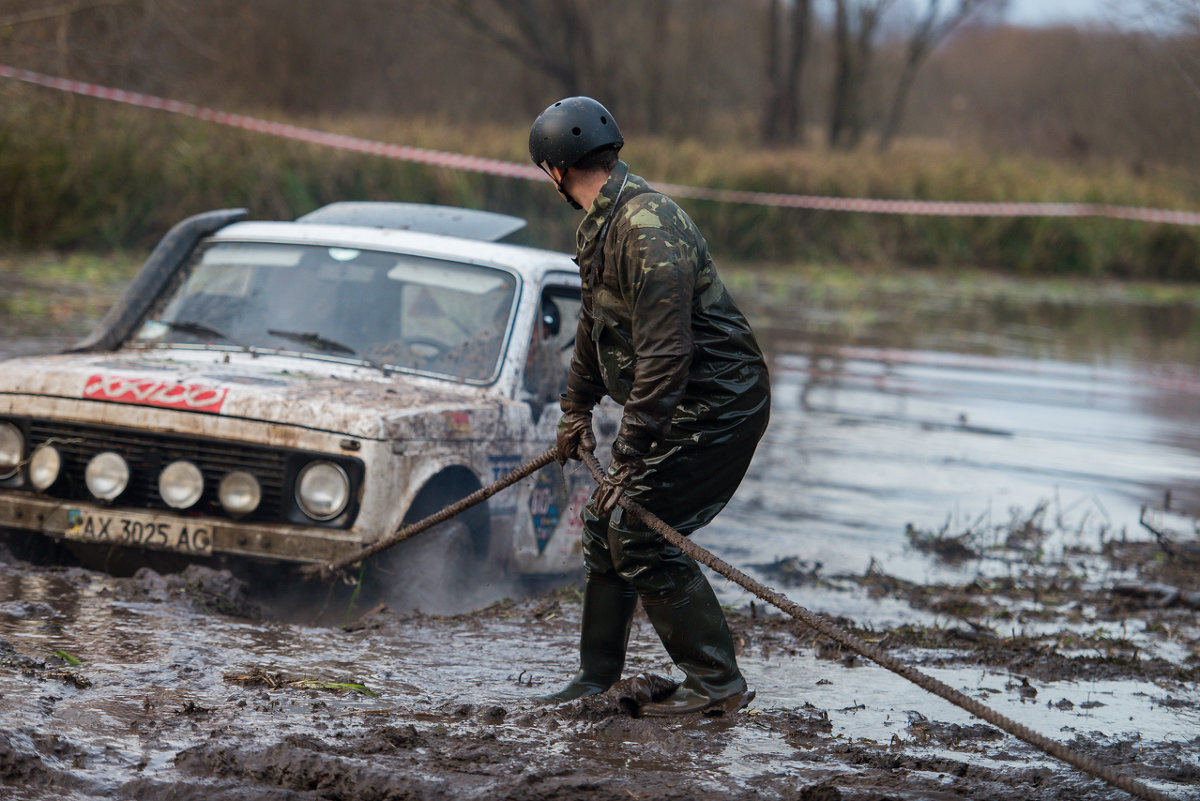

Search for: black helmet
xmin=529 ymin=96 xmax=623 ymax=171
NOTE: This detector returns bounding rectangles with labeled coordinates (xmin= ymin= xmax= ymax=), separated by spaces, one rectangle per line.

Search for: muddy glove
xmin=590 ymin=438 xmax=647 ymax=517
xmin=556 ymin=408 xmax=597 ymax=465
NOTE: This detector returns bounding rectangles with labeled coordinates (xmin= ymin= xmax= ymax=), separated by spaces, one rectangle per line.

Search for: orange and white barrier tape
xmin=4 ymin=64 xmax=1199 ymax=227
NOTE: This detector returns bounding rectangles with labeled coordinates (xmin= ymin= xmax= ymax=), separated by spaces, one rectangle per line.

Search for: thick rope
xmin=580 ymin=451 xmax=1177 ymax=801
xmin=300 ymin=441 xmax=1174 ymax=799
xmin=301 ymin=447 xmax=558 ymax=580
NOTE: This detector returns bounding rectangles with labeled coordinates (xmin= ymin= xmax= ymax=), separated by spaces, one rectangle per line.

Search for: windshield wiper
xmin=161 ymin=319 xmax=248 ymax=349
xmin=267 ymin=329 xmax=357 ymax=356
xmin=266 ymin=329 xmax=391 ymax=376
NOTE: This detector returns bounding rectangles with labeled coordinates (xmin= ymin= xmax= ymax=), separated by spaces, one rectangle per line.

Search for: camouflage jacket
xmin=563 ymin=161 xmax=770 ymax=455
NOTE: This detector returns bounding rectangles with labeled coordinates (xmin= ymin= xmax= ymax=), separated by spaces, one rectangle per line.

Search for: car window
xmin=134 ymin=242 xmax=517 ymax=382
xmin=522 ymin=286 xmax=582 ymax=414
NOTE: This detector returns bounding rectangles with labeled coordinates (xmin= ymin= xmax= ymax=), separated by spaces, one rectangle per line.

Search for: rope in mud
xmin=303 ymin=443 xmax=1172 ymax=799
xmin=578 ymin=451 xmax=1176 ymax=801
xmin=301 ymin=448 xmax=559 ymax=580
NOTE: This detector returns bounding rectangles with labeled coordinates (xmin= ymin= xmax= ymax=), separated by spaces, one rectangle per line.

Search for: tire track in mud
xmin=0 ymin=542 xmax=1196 ymax=801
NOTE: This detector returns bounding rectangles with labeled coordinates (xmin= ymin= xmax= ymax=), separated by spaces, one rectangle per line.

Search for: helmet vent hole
xmin=571 ymin=126 xmax=582 ymax=136
xmin=600 ymin=116 xmax=607 ymax=124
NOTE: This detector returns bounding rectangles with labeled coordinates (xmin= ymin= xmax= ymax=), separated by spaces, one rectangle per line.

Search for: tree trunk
xmin=762 ymin=0 xmax=812 ymax=145
xmin=828 ymin=0 xmax=853 ymax=148
xmin=878 ymin=42 xmax=928 ymax=151
xmin=877 ymin=0 xmax=997 ymax=152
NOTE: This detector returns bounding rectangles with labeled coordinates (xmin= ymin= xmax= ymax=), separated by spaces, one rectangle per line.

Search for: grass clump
xmin=4 ymin=83 xmax=1200 ymax=279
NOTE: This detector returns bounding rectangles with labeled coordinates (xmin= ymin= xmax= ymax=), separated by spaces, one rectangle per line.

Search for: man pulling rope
xmin=528 ymin=96 xmax=772 ymax=716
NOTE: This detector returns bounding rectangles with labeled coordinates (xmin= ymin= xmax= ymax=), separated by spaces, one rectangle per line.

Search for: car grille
xmin=27 ymin=420 xmax=286 ymax=522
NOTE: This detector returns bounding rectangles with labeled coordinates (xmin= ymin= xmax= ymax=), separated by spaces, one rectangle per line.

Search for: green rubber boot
xmin=638 ymin=572 xmax=754 ymax=717
xmin=536 ymin=573 xmax=638 ymax=703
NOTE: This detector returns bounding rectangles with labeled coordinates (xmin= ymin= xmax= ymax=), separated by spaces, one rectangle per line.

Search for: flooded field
xmin=2 ymin=262 xmax=1199 ymax=799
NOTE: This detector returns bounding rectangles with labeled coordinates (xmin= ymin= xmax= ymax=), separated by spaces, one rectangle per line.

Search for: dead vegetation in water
xmin=901 ymin=497 xmax=1118 ymax=565
xmin=0 ymin=548 xmax=1197 ymax=801
xmin=738 ymin=500 xmax=1200 ymax=686
xmin=223 ymin=666 xmax=379 ymax=697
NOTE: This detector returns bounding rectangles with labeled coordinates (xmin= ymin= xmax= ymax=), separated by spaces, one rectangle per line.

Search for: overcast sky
xmin=1004 ymin=0 xmax=1115 ymax=26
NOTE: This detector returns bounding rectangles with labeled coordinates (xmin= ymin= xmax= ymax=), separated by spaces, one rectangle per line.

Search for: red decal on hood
xmin=84 ymin=374 xmax=228 ymax=413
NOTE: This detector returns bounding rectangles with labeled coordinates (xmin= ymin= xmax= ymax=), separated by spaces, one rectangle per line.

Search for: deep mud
xmin=4 ymin=266 xmax=1200 ymax=799
xmin=0 ymin=529 xmax=1196 ymax=801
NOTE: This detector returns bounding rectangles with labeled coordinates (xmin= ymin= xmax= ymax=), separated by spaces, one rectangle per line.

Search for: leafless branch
xmin=0 ymin=0 xmax=132 ymax=28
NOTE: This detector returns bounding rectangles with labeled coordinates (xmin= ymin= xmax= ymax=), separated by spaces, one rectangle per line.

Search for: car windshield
xmin=133 ymin=241 xmax=518 ymax=382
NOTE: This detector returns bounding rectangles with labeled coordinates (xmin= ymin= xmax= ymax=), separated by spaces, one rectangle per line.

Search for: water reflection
xmin=5 ymin=274 xmax=1200 ymax=609
xmin=698 ymin=277 xmax=1200 ymax=609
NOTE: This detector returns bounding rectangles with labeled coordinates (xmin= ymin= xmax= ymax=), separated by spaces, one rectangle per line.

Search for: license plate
xmin=64 ymin=509 xmax=214 ymax=556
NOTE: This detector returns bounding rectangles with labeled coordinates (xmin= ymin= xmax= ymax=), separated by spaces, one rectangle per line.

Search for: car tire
xmin=378 ymin=518 xmax=480 ymax=614
xmin=367 ymin=478 xmax=494 ymax=615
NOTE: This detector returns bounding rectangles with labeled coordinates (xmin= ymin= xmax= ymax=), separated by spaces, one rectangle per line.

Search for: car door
xmin=507 ymin=273 xmax=620 ymax=573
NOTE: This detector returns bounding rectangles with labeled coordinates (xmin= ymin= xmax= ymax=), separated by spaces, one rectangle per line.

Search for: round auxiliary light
xmin=29 ymin=444 xmax=62 ymax=491
xmin=85 ymin=451 xmax=130 ymax=501
xmin=295 ymin=461 xmax=349 ymax=521
xmin=0 ymin=422 xmax=21 ymax=480
xmin=159 ymin=460 xmax=204 ymax=510
xmin=219 ymin=471 xmax=261 ymax=516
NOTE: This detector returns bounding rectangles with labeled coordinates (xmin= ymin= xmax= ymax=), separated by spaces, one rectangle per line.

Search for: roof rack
xmin=296 ymin=202 xmax=526 ymax=242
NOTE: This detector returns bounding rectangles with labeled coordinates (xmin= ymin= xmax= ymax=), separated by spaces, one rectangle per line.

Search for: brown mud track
xmin=0 ymin=536 xmax=1198 ymax=801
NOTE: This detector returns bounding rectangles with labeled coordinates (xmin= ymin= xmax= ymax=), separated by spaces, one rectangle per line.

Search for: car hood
xmin=0 ymin=349 xmax=505 ymax=440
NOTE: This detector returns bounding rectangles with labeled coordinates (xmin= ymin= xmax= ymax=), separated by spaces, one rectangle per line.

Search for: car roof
xmin=294 ymin=202 xmax=527 ymax=242
xmin=209 ymin=220 xmax=579 ymax=283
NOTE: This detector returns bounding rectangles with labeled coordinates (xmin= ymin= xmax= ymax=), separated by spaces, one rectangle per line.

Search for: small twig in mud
xmin=223 ymin=666 xmax=379 ymax=696
xmin=751 ymin=555 xmax=823 ymax=587
xmin=1003 ymin=500 xmax=1049 ymax=552
xmin=512 ymin=670 xmax=537 ymax=687
xmin=225 ymin=666 xmax=286 ymax=689
xmin=1138 ymin=506 xmax=1177 ymax=556
xmin=334 ymin=708 xmax=397 ymax=718
xmin=1112 ymin=581 xmax=1200 ymax=610
xmin=340 ymin=602 xmax=389 ymax=632
xmin=44 ymin=668 xmax=91 ymax=689
xmin=904 ymin=521 xmax=979 ymax=563
xmin=177 ymin=700 xmax=210 ymax=716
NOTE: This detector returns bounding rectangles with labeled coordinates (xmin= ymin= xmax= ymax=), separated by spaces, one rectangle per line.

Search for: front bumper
xmin=0 ymin=492 xmax=367 ymax=564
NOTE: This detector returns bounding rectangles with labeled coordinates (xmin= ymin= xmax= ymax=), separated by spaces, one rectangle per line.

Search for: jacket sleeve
xmin=614 ymin=210 xmax=695 ymax=454
xmin=560 ymin=290 xmax=606 ymax=413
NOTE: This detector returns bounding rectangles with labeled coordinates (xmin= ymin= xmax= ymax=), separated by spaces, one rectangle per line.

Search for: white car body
xmin=0 ymin=204 xmax=611 ymax=579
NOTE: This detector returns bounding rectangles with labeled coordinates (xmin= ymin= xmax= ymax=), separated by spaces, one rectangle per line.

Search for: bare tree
xmin=442 ymin=0 xmax=607 ymax=99
xmin=0 ymin=0 xmax=145 ymax=76
xmin=877 ymin=0 xmax=1001 ymax=151
xmin=1135 ymin=0 xmax=1200 ymax=108
xmin=762 ymin=0 xmax=813 ymax=144
xmin=829 ymin=0 xmax=895 ymax=149
xmin=1141 ymin=0 xmax=1200 ymax=31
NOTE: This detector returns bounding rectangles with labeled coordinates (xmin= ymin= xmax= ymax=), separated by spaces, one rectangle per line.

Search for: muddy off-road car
xmin=0 ymin=203 xmax=609 ymax=588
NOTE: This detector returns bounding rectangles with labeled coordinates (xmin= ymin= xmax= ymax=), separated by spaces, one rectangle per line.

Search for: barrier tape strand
xmin=4 ymin=64 xmax=1199 ymax=227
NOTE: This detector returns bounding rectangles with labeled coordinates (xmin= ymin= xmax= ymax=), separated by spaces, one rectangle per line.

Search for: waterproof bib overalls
xmin=543 ymin=161 xmax=771 ymax=715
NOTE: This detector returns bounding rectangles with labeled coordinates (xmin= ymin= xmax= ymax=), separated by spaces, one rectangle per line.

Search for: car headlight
xmin=0 ymin=422 xmax=22 ymax=480
xmin=85 ymin=451 xmax=130 ymax=501
xmin=159 ymin=460 xmax=204 ymax=509
xmin=295 ymin=461 xmax=349 ymax=521
xmin=219 ymin=471 xmax=261 ymax=516
xmin=29 ymin=444 xmax=62 ymax=490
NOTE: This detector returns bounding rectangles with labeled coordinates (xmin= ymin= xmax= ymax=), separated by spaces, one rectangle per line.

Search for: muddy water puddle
xmin=4 ymin=269 xmax=1200 ymax=799
xmin=0 ymin=557 xmax=1196 ymax=800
